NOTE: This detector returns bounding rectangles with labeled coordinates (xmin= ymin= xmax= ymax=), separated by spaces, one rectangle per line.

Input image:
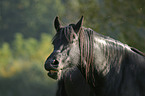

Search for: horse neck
xmin=93 ymin=35 xmax=128 ymax=76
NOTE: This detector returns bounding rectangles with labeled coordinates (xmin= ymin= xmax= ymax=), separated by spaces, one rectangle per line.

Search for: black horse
xmin=45 ymin=16 xmax=145 ymax=96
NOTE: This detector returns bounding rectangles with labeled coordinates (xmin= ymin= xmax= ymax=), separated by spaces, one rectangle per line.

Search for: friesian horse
xmin=45 ymin=16 xmax=145 ymax=96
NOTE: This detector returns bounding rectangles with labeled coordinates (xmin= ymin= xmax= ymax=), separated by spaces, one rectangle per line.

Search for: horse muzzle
xmin=44 ymin=59 xmax=59 ymax=79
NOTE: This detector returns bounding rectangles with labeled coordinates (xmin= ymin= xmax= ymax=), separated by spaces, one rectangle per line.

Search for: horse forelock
xmin=52 ymin=26 xmax=76 ymax=45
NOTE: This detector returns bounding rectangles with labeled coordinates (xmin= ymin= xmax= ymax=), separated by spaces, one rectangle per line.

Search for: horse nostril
xmin=52 ymin=60 xmax=59 ymax=65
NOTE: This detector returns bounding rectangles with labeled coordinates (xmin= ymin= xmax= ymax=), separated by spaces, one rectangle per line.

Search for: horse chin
xmin=47 ymin=70 xmax=58 ymax=80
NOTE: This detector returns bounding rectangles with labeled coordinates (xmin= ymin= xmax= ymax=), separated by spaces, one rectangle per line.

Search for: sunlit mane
xmin=80 ymin=28 xmax=130 ymax=82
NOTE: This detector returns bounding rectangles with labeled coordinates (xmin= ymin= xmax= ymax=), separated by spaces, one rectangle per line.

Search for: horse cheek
xmin=69 ymin=45 xmax=80 ymax=66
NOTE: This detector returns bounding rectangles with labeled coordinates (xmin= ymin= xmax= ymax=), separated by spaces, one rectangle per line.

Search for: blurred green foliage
xmin=0 ymin=0 xmax=64 ymax=42
xmin=0 ymin=0 xmax=145 ymax=96
xmin=0 ymin=33 xmax=57 ymax=96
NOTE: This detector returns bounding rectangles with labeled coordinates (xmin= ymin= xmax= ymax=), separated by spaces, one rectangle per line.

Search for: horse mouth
xmin=48 ymin=70 xmax=58 ymax=74
xmin=47 ymin=70 xmax=58 ymax=79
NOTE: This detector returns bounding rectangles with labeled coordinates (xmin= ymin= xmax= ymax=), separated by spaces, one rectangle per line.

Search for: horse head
xmin=44 ymin=16 xmax=84 ymax=79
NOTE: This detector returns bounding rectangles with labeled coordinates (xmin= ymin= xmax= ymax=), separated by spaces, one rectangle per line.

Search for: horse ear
xmin=75 ymin=16 xmax=84 ymax=32
xmin=54 ymin=16 xmax=61 ymax=32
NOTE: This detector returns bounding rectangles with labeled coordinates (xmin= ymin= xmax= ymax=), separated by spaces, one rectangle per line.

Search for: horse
xmin=44 ymin=16 xmax=145 ymax=96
